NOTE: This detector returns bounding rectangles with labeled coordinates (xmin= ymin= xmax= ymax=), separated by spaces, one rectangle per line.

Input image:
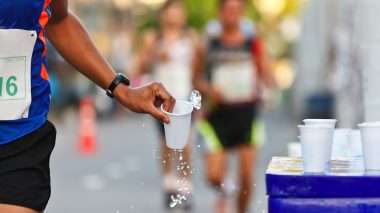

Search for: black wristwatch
xmin=106 ymin=73 xmax=130 ymax=98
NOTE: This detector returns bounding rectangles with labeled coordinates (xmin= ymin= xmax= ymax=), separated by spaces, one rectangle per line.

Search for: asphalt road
xmin=45 ymin=107 xmax=296 ymax=213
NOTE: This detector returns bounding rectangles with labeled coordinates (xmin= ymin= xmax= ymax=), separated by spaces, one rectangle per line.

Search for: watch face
xmin=106 ymin=73 xmax=130 ymax=98
xmin=122 ymin=78 xmax=130 ymax=86
xmin=119 ymin=74 xmax=130 ymax=86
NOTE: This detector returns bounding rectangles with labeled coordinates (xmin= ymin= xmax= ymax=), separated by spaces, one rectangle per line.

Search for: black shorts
xmin=0 ymin=120 xmax=56 ymax=212
xmin=199 ymin=104 xmax=257 ymax=151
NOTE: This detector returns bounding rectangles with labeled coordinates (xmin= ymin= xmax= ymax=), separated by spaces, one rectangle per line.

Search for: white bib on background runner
xmin=0 ymin=29 xmax=36 ymax=120
xmin=154 ymin=62 xmax=192 ymax=100
xmin=212 ymin=60 xmax=257 ymax=104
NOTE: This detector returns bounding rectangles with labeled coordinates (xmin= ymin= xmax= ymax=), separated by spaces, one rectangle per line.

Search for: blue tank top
xmin=0 ymin=0 xmax=52 ymax=144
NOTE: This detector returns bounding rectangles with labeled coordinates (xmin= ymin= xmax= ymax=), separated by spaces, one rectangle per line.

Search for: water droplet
xmin=187 ymin=90 xmax=202 ymax=110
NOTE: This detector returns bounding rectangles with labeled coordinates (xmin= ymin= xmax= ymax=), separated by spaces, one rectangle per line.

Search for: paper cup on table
xmin=161 ymin=101 xmax=193 ymax=150
xmin=298 ymin=125 xmax=335 ymax=173
xmin=303 ymin=119 xmax=337 ymax=162
xmin=348 ymin=130 xmax=362 ymax=157
xmin=359 ymin=122 xmax=380 ymax=170
xmin=303 ymin=119 xmax=337 ymax=127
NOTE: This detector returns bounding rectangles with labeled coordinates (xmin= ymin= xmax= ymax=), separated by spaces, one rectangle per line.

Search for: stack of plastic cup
xmin=161 ymin=101 xmax=194 ymax=150
xmin=358 ymin=122 xmax=380 ymax=170
xmin=299 ymin=119 xmax=337 ymax=173
xmin=347 ymin=130 xmax=362 ymax=157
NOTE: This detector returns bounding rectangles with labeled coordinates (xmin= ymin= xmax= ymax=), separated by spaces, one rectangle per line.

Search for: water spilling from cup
xmin=161 ymin=90 xmax=201 ymax=150
xmin=187 ymin=90 xmax=202 ymax=110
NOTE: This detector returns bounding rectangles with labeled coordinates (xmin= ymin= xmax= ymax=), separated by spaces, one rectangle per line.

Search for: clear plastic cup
xmin=298 ymin=125 xmax=335 ymax=173
xmin=347 ymin=130 xmax=363 ymax=157
xmin=359 ymin=122 xmax=380 ymax=170
xmin=161 ymin=101 xmax=193 ymax=150
xmin=303 ymin=119 xmax=337 ymax=128
xmin=332 ymin=129 xmax=351 ymax=158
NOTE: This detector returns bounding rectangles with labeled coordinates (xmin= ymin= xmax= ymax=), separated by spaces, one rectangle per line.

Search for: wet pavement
xmin=45 ymin=107 xmax=296 ymax=213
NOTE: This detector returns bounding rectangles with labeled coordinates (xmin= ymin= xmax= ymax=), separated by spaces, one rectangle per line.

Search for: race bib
xmin=212 ymin=60 xmax=257 ymax=104
xmin=154 ymin=62 xmax=192 ymax=100
xmin=0 ymin=29 xmax=36 ymax=120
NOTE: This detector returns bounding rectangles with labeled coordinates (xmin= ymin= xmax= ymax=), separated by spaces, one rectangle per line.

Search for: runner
xmin=133 ymin=0 xmax=201 ymax=209
xmin=195 ymin=0 xmax=272 ymax=213
xmin=0 ymin=1 xmax=175 ymax=213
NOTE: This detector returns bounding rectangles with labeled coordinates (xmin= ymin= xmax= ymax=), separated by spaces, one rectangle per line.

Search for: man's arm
xmin=46 ymin=0 xmax=175 ymax=123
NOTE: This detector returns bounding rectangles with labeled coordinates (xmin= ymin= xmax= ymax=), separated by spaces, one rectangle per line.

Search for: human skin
xmin=0 ymin=1 xmax=176 ymax=212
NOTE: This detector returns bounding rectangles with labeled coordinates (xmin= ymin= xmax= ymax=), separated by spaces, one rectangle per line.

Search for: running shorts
xmin=0 ymin=120 xmax=56 ymax=212
xmin=198 ymin=104 xmax=260 ymax=152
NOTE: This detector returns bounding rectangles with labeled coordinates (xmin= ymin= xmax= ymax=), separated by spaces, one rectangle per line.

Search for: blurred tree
xmin=137 ymin=0 xmax=260 ymax=32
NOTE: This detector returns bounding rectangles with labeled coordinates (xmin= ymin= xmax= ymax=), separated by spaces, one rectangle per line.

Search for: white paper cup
xmin=303 ymin=119 xmax=337 ymax=162
xmin=303 ymin=119 xmax=337 ymax=128
xmin=332 ymin=129 xmax=351 ymax=158
xmin=161 ymin=101 xmax=193 ymax=150
xmin=348 ymin=130 xmax=363 ymax=157
xmin=359 ymin=122 xmax=380 ymax=170
xmin=298 ymin=125 xmax=335 ymax=173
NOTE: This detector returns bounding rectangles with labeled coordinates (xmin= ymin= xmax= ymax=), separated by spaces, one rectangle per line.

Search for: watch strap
xmin=106 ymin=73 xmax=130 ymax=98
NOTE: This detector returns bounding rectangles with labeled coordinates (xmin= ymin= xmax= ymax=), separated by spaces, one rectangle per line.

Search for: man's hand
xmin=114 ymin=82 xmax=176 ymax=124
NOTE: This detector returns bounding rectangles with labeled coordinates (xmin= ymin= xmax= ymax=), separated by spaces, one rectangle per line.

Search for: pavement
xmin=45 ymin=107 xmax=297 ymax=213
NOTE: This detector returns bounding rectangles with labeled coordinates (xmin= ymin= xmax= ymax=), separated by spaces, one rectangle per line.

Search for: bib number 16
xmin=0 ymin=76 xmax=18 ymax=97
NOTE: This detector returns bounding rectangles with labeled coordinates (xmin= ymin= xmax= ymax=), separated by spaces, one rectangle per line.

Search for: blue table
xmin=266 ymin=157 xmax=380 ymax=213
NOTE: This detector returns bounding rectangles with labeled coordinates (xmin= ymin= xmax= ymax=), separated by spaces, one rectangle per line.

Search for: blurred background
xmin=44 ymin=0 xmax=375 ymax=212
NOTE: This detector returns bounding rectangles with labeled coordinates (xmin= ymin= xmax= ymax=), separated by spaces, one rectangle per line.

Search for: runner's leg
xmin=205 ymin=150 xmax=229 ymax=213
xmin=237 ymin=145 xmax=258 ymax=213
xmin=205 ymin=150 xmax=227 ymax=190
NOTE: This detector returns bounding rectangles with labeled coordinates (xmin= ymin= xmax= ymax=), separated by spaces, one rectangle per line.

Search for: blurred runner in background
xmin=133 ymin=0 xmax=202 ymax=210
xmin=205 ymin=17 xmax=256 ymax=39
xmin=0 ymin=1 xmax=175 ymax=212
xmin=194 ymin=0 xmax=272 ymax=212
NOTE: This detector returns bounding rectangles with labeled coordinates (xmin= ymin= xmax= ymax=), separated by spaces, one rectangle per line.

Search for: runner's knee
xmin=207 ymin=171 xmax=223 ymax=187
